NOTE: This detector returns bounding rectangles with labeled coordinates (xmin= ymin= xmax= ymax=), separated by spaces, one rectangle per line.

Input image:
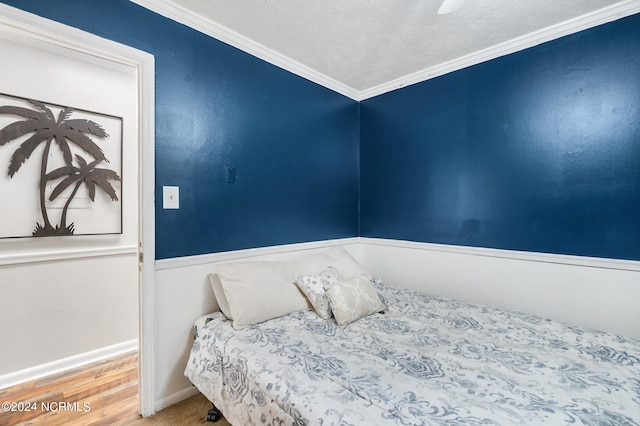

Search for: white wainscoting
xmin=152 ymin=237 xmax=640 ymax=410
xmin=152 ymin=238 xmax=360 ymax=412
xmin=0 ymin=252 xmax=139 ymax=389
xmin=358 ymin=238 xmax=640 ymax=340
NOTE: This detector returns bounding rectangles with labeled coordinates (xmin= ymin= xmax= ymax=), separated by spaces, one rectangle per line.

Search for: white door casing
xmin=0 ymin=4 xmax=156 ymax=416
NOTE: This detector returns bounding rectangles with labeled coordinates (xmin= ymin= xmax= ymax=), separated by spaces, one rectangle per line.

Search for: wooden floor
xmin=0 ymin=351 xmax=140 ymax=426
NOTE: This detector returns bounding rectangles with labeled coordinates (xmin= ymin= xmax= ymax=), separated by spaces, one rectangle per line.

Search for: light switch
xmin=163 ymin=186 xmax=179 ymax=209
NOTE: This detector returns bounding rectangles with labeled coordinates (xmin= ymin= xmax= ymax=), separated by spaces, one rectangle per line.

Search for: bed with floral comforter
xmin=185 ymin=279 xmax=640 ymax=425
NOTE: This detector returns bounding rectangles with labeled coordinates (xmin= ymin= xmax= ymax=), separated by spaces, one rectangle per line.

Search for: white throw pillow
xmin=325 ymin=274 xmax=385 ymax=328
xmin=295 ymin=267 xmax=343 ymax=319
xmin=208 ymin=274 xmax=232 ymax=319
xmin=217 ymin=261 xmax=310 ymax=329
xmin=288 ymin=246 xmax=369 ymax=280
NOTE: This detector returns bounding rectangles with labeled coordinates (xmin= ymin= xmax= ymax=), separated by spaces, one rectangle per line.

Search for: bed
xmin=184 ymin=247 xmax=640 ymax=425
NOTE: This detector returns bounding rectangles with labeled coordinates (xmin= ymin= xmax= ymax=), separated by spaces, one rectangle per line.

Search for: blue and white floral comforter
xmin=185 ymin=279 xmax=640 ymax=425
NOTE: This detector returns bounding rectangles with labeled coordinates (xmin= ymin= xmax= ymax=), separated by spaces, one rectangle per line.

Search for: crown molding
xmin=129 ymin=0 xmax=361 ymax=100
xmin=358 ymin=1 xmax=640 ymax=100
xmin=130 ymin=0 xmax=640 ymax=101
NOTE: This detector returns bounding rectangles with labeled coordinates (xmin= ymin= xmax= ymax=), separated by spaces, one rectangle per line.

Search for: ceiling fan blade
xmin=437 ymin=0 xmax=466 ymax=15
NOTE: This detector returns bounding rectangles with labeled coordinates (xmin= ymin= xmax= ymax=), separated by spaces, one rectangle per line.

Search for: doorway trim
xmin=0 ymin=4 xmax=156 ymax=417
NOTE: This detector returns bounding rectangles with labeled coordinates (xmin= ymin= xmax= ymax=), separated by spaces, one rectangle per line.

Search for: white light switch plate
xmin=163 ymin=186 xmax=179 ymax=209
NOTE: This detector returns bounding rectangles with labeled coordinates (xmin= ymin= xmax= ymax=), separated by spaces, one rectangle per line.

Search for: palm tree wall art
xmin=0 ymin=94 xmax=122 ymax=237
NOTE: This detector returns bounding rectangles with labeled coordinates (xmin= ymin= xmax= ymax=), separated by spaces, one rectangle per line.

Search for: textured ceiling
xmin=133 ymin=0 xmax=640 ymax=99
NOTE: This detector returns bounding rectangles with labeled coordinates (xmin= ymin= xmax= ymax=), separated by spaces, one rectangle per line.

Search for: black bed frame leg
xmin=206 ymin=403 xmax=222 ymax=422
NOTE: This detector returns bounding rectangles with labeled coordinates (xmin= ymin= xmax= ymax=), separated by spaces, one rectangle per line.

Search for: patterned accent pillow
xmin=295 ymin=267 xmax=343 ymax=319
xmin=325 ymin=274 xmax=386 ymax=328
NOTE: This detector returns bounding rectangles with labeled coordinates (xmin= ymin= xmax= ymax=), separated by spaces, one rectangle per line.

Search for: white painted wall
xmin=358 ymin=238 xmax=640 ymax=340
xmin=0 ymin=255 xmax=138 ymax=375
xmin=0 ymin=20 xmax=139 ymax=386
xmin=151 ymin=238 xmax=640 ymax=410
xmin=152 ymin=239 xmax=360 ymax=411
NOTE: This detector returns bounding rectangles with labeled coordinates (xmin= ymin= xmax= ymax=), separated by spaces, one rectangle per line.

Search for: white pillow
xmin=288 ymin=246 xmax=369 ymax=280
xmin=208 ymin=274 xmax=232 ymax=319
xmin=295 ymin=267 xmax=343 ymax=319
xmin=325 ymin=274 xmax=385 ymax=328
xmin=216 ymin=261 xmax=310 ymax=329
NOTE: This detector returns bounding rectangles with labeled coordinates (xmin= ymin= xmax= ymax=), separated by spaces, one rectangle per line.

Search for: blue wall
xmin=2 ymin=0 xmax=360 ymax=259
xmin=6 ymin=1 xmax=639 ymax=261
xmin=360 ymin=13 xmax=640 ymax=261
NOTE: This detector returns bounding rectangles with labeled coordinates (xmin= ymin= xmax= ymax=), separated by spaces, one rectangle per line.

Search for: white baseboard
xmin=0 ymin=339 xmax=138 ymax=390
xmin=155 ymin=385 xmax=200 ymax=413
